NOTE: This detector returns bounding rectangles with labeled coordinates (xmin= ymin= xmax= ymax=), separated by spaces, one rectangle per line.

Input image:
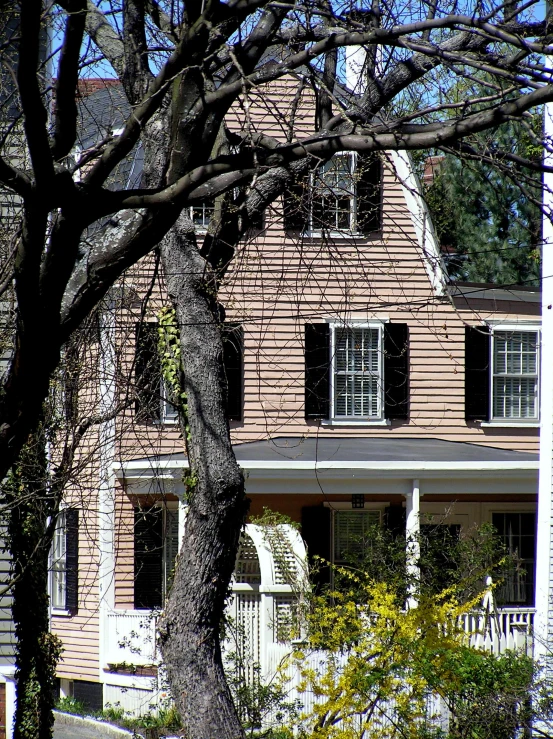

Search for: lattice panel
xmin=234 ymin=534 xmax=261 ymax=584
xmin=266 ymin=529 xmax=299 ymax=585
xmin=273 ymin=596 xmax=296 ymax=643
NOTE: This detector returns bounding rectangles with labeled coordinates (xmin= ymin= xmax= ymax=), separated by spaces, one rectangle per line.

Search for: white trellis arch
xmin=223 ymin=523 xmax=308 ymax=682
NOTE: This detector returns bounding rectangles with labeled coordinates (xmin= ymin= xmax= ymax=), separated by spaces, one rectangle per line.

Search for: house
xmin=46 ymin=79 xmax=543 ymax=717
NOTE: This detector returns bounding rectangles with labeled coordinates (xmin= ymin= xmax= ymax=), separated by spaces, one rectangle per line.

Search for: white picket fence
xmin=264 ymin=643 xmax=450 ymax=733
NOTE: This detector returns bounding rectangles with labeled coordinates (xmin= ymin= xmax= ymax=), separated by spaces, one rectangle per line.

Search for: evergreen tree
xmin=423 ymin=119 xmax=542 ymax=286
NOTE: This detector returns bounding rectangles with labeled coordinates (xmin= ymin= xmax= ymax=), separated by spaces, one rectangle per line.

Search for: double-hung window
xmin=135 ymin=322 xmax=244 ymax=424
xmin=332 ymin=325 xmax=383 ymax=420
xmin=305 ymin=322 xmax=409 ymax=422
xmin=333 ymin=510 xmax=381 ymax=566
xmin=49 ymin=509 xmax=79 ymax=615
xmin=465 ymin=324 xmax=540 ymax=424
xmin=51 ymin=512 xmax=67 ymax=610
xmin=284 ymin=152 xmax=382 ymax=236
xmin=312 ymin=154 xmax=356 ymax=233
xmin=492 ymin=329 xmax=539 ymax=422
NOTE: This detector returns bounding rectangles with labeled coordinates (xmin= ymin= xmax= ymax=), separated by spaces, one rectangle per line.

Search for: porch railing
xmin=104 ymin=609 xmax=157 ymax=667
xmin=102 ymin=530 xmax=536 ymax=674
xmin=459 ymin=607 xmax=535 ymax=655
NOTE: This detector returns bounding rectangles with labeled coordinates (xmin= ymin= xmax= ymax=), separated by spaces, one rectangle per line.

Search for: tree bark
xmin=158 ymin=213 xmax=247 ymax=739
xmin=4 ymin=429 xmax=61 ymax=739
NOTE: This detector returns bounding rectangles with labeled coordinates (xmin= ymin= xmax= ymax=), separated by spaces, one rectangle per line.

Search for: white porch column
xmin=535 ymin=97 xmax=553 ymax=665
xmin=405 ymin=479 xmax=420 ymax=608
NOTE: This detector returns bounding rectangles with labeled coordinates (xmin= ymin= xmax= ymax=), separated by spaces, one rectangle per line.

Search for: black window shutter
xmin=301 ymin=505 xmax=332 ymax=591
xmin=305 ymin=324 xmax=330 ymax=420
xmin=283 ymin=173 xmax=309 ymax=232
xmin=384 ymin=323 xmax=409 ymax=420
xmin=135 ymin=322 xmax=161 ymax=424
xmin=223 ymin=324 xmax=243 ymax=422
xmin=356 ymin=152 xmax=382 ymax=235
xmin=465 ymin=326 xmax=490 ymax=421
xmin=384 ymin=505 xmax=406 ymax=538
xmin=65 ymin=509 xmax=79 ymax=615
xmin=134 ymin=507 xmax=163 ymax=610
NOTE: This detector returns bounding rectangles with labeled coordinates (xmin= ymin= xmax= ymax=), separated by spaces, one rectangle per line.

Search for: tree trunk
xmin=158 ymin=214 xmax=247 ymax=739
xmin=4 ymin=429 xmax=61 ymax=739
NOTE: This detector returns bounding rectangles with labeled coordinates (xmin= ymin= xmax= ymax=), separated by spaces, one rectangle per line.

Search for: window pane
xmin=334 ymin=328 xmax=380 ymax=418
xmin=493 ymin=331 xmax=538 ymax=420
xmin=492 ymin=512 xmax=535 ymax=606
xmin=334 ymin=510 xmax=380 ymax=563
xmin=52 ymin=569 xmax=66 ymax=609
xmin=494 ymin=331 xmax=537 ymax=375
xmin=51 ymin=512 xmax=67 ymax=609
xmin=162 ymin=379 xmax=179 ymax=422
xmin=312 ymin=155 xmax=355 ymax=231
xmin=190 ymin=201 xmax=214 ymax=228
xmin=493 ymin=377 xmax=537 ymax=419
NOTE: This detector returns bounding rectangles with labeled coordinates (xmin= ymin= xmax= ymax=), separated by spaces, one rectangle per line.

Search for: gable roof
xmin=76 ymin=80 xmax=449 ymax=297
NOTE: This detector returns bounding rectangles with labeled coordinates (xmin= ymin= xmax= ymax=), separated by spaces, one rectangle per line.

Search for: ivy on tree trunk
xmin=3 ymin=426 xmax=62 ymax=739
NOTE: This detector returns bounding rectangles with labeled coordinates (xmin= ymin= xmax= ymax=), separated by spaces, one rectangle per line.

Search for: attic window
xmin=312 ymin=153 xmax=356 ymax=232
xmin=283 ymin=152 xmax=382 ymax=236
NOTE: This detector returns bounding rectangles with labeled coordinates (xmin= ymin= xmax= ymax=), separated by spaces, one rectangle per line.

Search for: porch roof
xmin=115 ymin=437 xmax=538 ymax=479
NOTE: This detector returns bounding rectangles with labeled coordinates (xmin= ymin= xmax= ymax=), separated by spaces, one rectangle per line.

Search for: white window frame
xmin=329 ymin=321 xmax=385 ymax=423
xmin=308 ymin=152 xmax=359 ymax=237
xmin=50 ymin=511 xmax=68 ymax=615
xmin=188 ymin=202 xmax=214 ymax=233
xmin=489 ymin=324 xmax=540 ymax=425
xmin=160 ymin=377 xmax=179 ymax=425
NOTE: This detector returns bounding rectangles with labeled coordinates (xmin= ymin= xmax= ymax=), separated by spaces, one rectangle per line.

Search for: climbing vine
xmin=3 ymin=425 xmax=63 ymax=739
xmin=157 ymin=307 xmax=197 ymax=494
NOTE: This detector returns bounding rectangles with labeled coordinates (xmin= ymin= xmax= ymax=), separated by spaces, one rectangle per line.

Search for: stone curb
xmin=53 ymin=711 xmax=135 ymax=738
xmin=53 ymin=711 xmax=181 ymax=739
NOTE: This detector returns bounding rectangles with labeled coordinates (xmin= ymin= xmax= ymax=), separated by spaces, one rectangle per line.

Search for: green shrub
xmin=55 ymin=696 xmax=88 ymax=716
